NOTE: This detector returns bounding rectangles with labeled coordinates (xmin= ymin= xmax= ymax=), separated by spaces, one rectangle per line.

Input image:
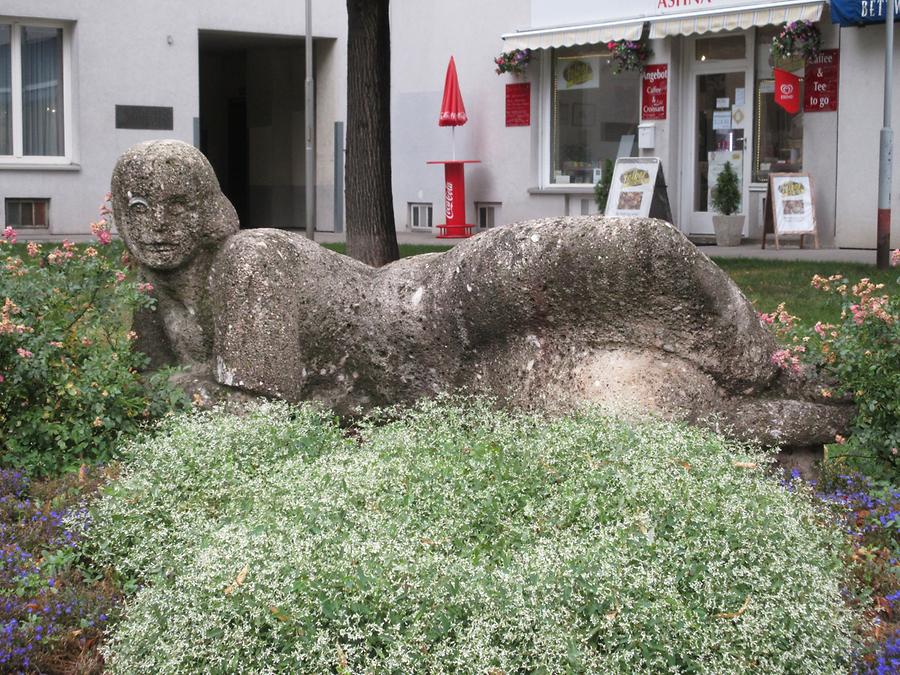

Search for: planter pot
xmin=712 ymin=214 xmax=744 ymax=247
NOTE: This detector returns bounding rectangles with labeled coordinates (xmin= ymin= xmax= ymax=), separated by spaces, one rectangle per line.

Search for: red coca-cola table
xmin=427 ymin=160 xmax=479 ymax=238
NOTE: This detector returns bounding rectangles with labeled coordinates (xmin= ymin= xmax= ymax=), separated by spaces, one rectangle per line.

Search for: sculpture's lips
xmin=143 ymin=242 xmax=178 ymax=254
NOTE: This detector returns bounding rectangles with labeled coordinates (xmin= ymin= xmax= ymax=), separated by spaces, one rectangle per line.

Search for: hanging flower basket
xmin=771 ymin=20 xmax=822 ymax=62
xmin=494 ymin=49 xmax=532 ymax=76
xmin=606 ymin=40 xmax=652 ymax=75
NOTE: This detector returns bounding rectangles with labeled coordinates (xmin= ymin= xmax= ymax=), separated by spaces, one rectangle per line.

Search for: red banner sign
xmin=641 ymin=64 xmax=668 ymax=120
xmin=505 ymin=83 xmax=530 ymax=127
xmin=774 ymin=68 xmax=800 ymax=115
xmin=804 ymin=49 xmax=839 ymax=113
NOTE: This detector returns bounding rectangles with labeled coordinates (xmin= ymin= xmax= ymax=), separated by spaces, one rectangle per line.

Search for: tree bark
xmin=345 ymin=0 xmax=400 ymax=267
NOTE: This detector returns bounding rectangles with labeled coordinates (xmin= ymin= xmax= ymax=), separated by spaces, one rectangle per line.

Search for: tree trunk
xmin=345 ymin=0 xmax=400 ymax=267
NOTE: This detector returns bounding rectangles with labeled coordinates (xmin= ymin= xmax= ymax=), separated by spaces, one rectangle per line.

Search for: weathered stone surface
xmin=112 ymin=140 xmax=852 ymax=447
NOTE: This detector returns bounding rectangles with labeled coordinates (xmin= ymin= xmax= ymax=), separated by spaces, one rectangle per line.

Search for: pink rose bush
xmin=761 ymin=254 xmax=900 ymax=473
xmin=0 ymin=199 xmax=187 ymax=475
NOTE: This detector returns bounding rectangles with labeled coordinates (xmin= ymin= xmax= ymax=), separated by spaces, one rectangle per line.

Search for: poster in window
xmin=556 ymin=56 xmax=601 ymax=91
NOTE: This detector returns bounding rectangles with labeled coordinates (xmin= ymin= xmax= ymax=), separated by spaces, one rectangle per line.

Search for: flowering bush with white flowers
xmin=0 ymin=198 xmax=187 ymax=475
xmin=81 ymin=399 xmax=857 ymax=673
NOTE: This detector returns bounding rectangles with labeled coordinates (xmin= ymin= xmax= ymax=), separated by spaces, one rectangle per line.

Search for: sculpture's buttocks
xmin=112 ymin=140 xmax=852 ymax=447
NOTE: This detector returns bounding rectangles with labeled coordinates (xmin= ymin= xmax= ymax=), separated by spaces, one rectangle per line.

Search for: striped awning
xmin=649 ymin=0 xmax=824 ymax=39
xmin=501 ymin=19 xmax=644 ymax=51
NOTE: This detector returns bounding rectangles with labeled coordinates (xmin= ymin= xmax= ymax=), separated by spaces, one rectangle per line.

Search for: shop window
xmin=550 ymin=45 xmax=640 ymax=186
xmin=408 ymin=202 xmax=433 ymax=230
xmin=476 ymin=202 xmax=499 ymax=229
xmin=6 ymin=198 xmax=49 ymax=228
xmin=0 ymin=21 xmax=69 ymax=159
xmin=753 ymin=27 xmax=803 ymax=183
xmin=695 ymin=35 xmax=746 ymax=62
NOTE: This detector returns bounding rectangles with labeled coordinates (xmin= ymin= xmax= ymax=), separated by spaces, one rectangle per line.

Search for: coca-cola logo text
xmin=445 ymin=182 xmax=455 ymax=220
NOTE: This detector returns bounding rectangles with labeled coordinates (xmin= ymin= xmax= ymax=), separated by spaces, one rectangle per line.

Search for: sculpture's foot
xmin=169 ymin=367 xmax=266 ymax=410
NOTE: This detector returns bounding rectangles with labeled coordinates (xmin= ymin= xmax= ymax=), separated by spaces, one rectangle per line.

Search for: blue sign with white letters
xmin=830 ymin=0 xmax=900 ymax=25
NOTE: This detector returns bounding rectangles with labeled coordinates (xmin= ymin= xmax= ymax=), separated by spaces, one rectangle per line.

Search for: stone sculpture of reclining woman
xmin=112 ymin=140 xmax=851 ymax=448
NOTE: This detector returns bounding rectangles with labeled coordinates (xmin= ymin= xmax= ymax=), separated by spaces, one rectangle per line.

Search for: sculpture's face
xmin=121 ymin=177 xmax=202 ymax=271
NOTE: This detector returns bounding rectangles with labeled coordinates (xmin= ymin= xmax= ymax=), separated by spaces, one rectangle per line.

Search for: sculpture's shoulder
xmin=210 ymin=229 xmax=318 ymax=275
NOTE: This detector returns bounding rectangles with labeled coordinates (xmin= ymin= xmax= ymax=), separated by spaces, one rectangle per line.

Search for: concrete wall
xmin=0 ymin=0 xmax=346 ymax=237
xmin=390 ymin=0 xmax=565 ymax=229
xmin=802 ymin=15 xmax=840 ymax=246
xmin=835 ymin=20 xmax=900 ymax=248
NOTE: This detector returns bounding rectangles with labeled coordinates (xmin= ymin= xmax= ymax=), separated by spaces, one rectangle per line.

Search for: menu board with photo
xmin=764 ymin=173 xmax=819 ymax=249
xmin=605 ymin=157 xmax=661 ymax=218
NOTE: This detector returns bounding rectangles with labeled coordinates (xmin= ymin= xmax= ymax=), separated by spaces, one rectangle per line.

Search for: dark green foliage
xmin=711 ymin=161 xmax=741 ymax=215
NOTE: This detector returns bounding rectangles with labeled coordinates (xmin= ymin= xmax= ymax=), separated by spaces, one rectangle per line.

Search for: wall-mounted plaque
xmin=115 ymin=105 xmax=174 ymax=131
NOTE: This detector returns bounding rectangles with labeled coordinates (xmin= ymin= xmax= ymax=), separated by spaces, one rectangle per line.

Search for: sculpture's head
xmin=111 ymin=140 xmax=239 ymax=271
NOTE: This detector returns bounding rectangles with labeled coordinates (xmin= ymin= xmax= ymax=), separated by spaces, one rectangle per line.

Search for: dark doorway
xmin=226 ymin=96 xmax=249 ymax=224
xmin=198 ymin=31 xmax=307 ymax=230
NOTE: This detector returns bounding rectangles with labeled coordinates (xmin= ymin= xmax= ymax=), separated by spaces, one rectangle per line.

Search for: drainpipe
xmin=305 ymin=0 xmax=316 ymax=239
xmin=876 ymin=0 xmax=894 ymax=268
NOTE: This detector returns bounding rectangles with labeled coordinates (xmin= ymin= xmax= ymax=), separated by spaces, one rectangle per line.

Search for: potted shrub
xmin=594 ymin=158 xmax=614 ymax=213
xmin=710 ymin=161 xmax=743 ymax=246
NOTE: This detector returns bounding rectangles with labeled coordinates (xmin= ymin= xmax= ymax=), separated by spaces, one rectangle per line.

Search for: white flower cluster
xmin=80 ymin=399 xmax=855 ymax=673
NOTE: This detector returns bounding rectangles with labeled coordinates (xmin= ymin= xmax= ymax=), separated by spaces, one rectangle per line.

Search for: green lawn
xmin=712 ymin=258 xmax=897 ymax=325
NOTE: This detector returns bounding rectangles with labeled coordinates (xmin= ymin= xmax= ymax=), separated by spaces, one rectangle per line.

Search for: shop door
xmin=681 ymin=34 xmax=753 ymax=237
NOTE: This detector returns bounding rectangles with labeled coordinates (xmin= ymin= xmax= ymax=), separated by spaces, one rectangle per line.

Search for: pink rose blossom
xmin=26 ymin=241 xmax=41 ymax=257
xmin=892 ymin=249 xmax=900 ymax=267
xmin=16 ymin=348 xmax=33 ymax=359
xmin=813 ymin=321 xmax=825 ymax=336
xmin=137 ymin=282 xmax=154 ymax=294
xmin=2 ymin=226 xmax=16 ymax=243
xmin=115 ymin=271 xmax=127 ymax=283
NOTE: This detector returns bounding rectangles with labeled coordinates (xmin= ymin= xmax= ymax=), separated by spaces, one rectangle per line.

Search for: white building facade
xmin=0 ymin=0 xmax=346 ymax=238
xmin=2 ymin=1 xmax=899 ymax=251
xmin=390 ymin=0 xmax=900 ymax=249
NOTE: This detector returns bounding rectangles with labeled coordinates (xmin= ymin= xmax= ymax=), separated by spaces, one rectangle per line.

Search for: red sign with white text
xmin=505 ymin=83 xmax=531 ymax=127
xmin=804 ymin=49 xmax=839 ymax=113
xmin=774 ymin=68 xmax=800 ymax=115
xmin=641 ymin=64 xmax=668 ymax=120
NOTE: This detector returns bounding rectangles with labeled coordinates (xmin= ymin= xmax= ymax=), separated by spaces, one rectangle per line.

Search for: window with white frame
xmin=408 ymin=202 xmax=433 ymax=230
xmin=1 ymin=20 xmax=70 ymax=160
xmin=550 ymin=45 xmax=640 ymax=186
xmin=476 ymin=202 xmax=500 ymax=229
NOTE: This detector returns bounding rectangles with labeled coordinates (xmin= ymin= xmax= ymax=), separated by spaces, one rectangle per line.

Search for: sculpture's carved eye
xmin=128 ymin=196 xmax=149 ymax=213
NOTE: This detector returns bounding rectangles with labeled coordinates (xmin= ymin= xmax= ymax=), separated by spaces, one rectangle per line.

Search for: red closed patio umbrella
xmin=429 ymin=55 xmax=477 ymax=238
xmin=439 ymin=56 xmax=467 ymax=158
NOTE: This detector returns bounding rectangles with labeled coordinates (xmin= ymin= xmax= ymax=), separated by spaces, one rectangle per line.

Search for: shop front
xmin=502 ymin=0 xmax=833 ymax=242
